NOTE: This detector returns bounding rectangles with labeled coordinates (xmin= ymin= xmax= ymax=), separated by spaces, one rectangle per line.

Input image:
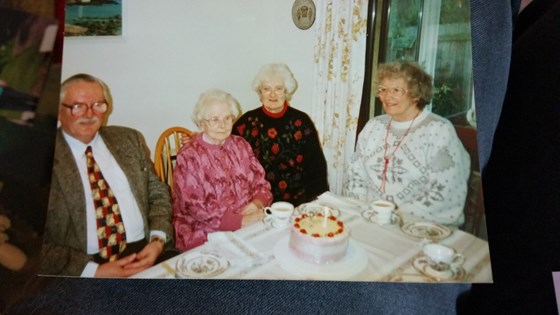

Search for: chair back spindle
xmin=154 ymin=126 xmax=193 ymax=193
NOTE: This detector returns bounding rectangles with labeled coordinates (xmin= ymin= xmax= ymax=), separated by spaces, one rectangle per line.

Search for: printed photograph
xmin=0 ymin=8 xmax=58 ymax=125
xmin=0 ymin=5 xmax=61 ymax=311
xmin=42 ymin=0 xmax=491 ymax=284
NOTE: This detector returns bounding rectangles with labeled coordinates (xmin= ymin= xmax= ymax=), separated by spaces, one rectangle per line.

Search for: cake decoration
xmin=288 ymin=209 xmax=349 ymax=264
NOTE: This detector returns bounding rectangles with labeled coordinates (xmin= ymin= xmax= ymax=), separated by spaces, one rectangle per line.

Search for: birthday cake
xmin=289 ymin=213 xmax=349 ymax=264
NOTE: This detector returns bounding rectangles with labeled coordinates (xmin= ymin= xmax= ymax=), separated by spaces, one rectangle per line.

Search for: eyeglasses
xmin=61 ymin=102 xmax=108 ymax=116
xmin=376 ymin=85 xmax=408 ymax=98
xmin=260 ymin=86 xmax=285 ymax=95
xmin=203 ymin=115 xmax=234 ymax=127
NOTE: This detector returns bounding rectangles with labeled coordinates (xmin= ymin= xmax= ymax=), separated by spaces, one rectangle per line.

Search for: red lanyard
xmin=380 ymin=114 xmax=418 ymax=193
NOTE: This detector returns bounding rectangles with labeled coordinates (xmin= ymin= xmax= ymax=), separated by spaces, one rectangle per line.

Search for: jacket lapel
xmin=52 ymin=129 xmax=88 ymax=249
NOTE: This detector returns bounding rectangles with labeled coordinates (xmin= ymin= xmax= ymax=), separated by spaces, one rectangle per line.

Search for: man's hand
xmin=241 ymin=200 xmax=265 ymax=227
xmin=95 ymin=253 xmax=144 ymax=278
xmin=123 ymin=240 xmax=164 ymax=270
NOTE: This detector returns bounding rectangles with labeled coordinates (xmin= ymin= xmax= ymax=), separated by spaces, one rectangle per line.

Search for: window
xmin=362 ymin=0 xmax=474 ymax=128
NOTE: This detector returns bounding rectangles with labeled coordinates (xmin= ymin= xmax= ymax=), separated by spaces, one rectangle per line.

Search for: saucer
xmin=361 ymin=209 xmax=400 ymax=225
xmin=400 ymin=221 xmax=452 ymax=241
xmin=412 ymin=256 xmax=465 ymax=282
xmin=175 ymin=251 xmax=229 ymax=279
xmin=263 ymin=216 xmax=290 ymax=229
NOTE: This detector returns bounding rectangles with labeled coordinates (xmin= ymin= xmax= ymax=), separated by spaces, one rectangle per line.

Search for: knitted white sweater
xmin=344 ymin=110 xmax=470 ymax=225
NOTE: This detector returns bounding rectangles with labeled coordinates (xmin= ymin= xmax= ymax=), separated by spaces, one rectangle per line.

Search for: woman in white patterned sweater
xmin=344 ymin=61 xmax=470 ymax=226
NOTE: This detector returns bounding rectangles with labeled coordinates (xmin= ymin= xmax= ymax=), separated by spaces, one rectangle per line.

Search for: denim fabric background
xmin=7 ymin=0 xmax=518 ymax=314
xmin=459 ymin=0 xmax=560 ymax=314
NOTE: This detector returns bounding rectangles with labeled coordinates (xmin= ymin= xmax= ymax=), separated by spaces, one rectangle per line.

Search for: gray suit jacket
xmin=40 ymin=126 xmax=173 ymax=276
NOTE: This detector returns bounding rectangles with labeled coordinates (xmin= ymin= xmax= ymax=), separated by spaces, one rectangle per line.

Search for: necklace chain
xmin=380 ymin=112 xmax=419 ymax=193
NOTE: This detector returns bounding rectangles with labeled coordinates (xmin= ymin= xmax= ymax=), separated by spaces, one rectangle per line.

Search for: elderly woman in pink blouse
xmin=172 ymin=89 xmax=273 ymax=252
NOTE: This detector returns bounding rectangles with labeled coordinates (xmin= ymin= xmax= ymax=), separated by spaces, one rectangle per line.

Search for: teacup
xmin=422 ymin=243 xmax=465 ymax=272
xmin=264 ymin=201 xmax=294 ymax=227
xmin=371 ymin=200 xmax=396 ymax=224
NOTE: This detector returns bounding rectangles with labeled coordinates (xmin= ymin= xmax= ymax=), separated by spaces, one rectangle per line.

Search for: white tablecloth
xmin=132 ymin=192 xmax=492 ymax=283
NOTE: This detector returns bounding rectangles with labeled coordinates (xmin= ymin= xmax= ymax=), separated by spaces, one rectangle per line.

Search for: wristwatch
xmin=150 ymin=236 xmax=166 ymax=247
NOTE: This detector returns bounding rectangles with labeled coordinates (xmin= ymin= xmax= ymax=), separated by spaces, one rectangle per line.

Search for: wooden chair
xmin=153 ymin=126 xmax=194 ymax=193
xmin=454 ymin=125 xmax=486 ymax=239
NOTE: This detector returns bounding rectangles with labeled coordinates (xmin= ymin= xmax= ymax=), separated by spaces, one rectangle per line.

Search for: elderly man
xmin=40 ymin=73 xmax=174 ymax=278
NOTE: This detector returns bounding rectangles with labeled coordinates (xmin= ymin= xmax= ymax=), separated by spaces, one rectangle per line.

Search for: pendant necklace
xmin=380 ymin=111 xmax=420 ymax=193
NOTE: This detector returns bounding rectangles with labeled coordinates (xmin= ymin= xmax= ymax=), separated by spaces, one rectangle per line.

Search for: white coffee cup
xmin=371 ymin=200 xmax=396 ymax=224
xmin=264 ymin=201 xmax=294 ymax=227
xmin=422 ymin=243 xmax=465 ymax=271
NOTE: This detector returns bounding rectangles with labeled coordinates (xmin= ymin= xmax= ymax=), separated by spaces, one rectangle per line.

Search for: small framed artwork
xmin=64 ymin=0 xmax=123 ymax=37
xmin=292 ymin=0 xmax=316 ymax=30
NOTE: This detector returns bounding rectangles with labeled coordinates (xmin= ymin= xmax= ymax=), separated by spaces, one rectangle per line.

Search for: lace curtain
xmin=311 ymin=0 xmax=369 ymax=194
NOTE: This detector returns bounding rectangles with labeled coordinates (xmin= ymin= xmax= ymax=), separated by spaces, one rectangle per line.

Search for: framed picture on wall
xmin=64 ymin=0 xmax=122 ymax=36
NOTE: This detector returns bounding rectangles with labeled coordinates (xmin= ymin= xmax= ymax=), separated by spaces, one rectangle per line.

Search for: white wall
xmin=62 ymin=0 xmax=316 ymax=157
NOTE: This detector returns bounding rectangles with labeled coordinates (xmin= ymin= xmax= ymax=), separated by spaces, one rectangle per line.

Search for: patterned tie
xmin=85 ymin=146 xmax=127 ymax=261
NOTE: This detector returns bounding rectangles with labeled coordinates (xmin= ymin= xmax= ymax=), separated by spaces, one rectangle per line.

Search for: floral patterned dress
xmin=232 ymin=103 xmax=329 ymax=207
xmin=172 ymin=134 xmax=272 ymax=252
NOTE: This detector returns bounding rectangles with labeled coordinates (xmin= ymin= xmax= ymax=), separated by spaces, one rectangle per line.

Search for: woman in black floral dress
xmin=232 ymin=63 xmax=329 ymax=207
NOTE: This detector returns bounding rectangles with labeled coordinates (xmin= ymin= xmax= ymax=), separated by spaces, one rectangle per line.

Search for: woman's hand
xmin=240 ymin=200 xmax=265 ymax=227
